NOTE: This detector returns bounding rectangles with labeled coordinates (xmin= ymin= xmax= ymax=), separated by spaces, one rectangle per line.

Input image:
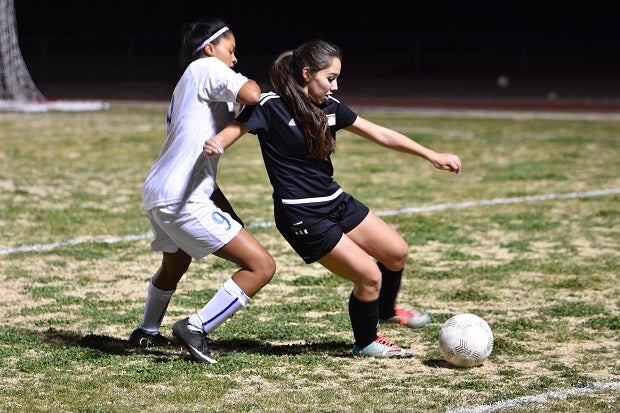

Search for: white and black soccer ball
xmin=439 ymin=313 xmax=494 ymax=368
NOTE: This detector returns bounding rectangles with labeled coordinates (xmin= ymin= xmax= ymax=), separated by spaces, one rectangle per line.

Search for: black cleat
xmin=128 ymin=328 xmax=173 ymax=348
xmin=172 ymin=317 xmax=217 ymax=364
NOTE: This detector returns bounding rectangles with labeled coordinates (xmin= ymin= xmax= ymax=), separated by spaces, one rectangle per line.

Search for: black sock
xmin=377 ymin=262 xmax=403 ymax=320
xmin=348 ymin=292 xmax=379 ymax=348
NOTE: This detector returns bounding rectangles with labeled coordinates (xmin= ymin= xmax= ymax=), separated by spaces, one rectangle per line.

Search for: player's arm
xmin=236 ymin=79 xmax=261 ymax=106
xmin=210 ymin=184 xmax=244 ymax=226
xmin=345 ymin=116 xmax=461 ymax=174
xmin=203 ymin=120 xmax=249 ymax=156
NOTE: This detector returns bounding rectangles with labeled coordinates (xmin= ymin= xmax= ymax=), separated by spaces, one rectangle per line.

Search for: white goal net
xmin=0 ymin=0 xmax=108 ymax=112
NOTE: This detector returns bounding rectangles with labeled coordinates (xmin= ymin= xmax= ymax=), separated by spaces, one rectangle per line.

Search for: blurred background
xmin=14 ymin=0 xmax=620 ymax=106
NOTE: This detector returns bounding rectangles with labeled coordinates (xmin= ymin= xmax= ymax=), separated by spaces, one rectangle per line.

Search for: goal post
xmin=0 ymin=0 xmax=43 ymax=101
xmin=0 ymin=0 xmax=108 ymax=112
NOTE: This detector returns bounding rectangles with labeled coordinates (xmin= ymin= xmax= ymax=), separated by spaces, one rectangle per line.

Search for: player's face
xmin=303 ymin=57 xmax=341 ymax=104
xmin=211 ymin=33 xmax=238 ymax=68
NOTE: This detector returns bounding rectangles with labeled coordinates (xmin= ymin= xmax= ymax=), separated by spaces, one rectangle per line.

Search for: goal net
xmin=0 ymin=0 xmax=108 ymax=112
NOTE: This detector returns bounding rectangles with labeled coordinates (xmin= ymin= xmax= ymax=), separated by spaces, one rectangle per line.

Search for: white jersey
xmin=142 ymin=57 xmax=249 ymax=210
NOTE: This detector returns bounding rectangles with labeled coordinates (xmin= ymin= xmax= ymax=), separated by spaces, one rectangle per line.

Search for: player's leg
xmin=212 ymin=227 xmax=276 ymax=297
xmin=346 ymin=211 xmax=430 ymax=329
xmin=186 ymin=227 xmax=275 ymax=334
xmin=171 ymin=205 xmax=275 ymax=363
xmin=345 ymin=210 xmax=409 ymax=270
xmin=129 ymin=214 xmax=193 ymax=348
xmin=153 ymin=248 xmax=192 ymax=290
xmin=139 ymin=249 xmax=191 ymax=329
xmin=318 ymin=236 xmax=412 ymax=358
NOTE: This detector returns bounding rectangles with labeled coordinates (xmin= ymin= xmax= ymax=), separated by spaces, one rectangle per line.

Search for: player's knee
xmin=382 ymin=241 xmax=409 ymax=270
xmin=161 ymin=251 xmax=191 ymax=278
xmin=356 ymin=269 xmax=382 ymax=299
xmin=264 ymin=255 xmax=276 ymax=280
xmin=255 ymin=253 xmax=276 ymax=284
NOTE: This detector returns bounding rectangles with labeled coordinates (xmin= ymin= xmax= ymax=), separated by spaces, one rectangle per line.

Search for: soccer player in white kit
xmin=129 ymin=18 xmax=275 ymax=364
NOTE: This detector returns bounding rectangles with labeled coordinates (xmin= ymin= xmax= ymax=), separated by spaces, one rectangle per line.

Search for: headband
xmin=194 ymin=26 xmax=230 ymax=53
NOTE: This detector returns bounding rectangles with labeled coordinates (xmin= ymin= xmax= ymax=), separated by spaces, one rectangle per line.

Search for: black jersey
xmin=236 ymin=92 xmax=357 ymax=204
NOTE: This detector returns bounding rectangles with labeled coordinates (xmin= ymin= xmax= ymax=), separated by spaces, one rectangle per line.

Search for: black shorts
xmin=273 ymin=192 xmax=369 ymax=264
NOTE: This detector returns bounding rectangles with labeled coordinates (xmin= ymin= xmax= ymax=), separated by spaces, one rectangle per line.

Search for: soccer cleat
xmin=379 ymin=305 xmax=431 ymax=329
xmin=128 ymin=328 xmax=173 ymax=348
xmin=172 ymin=317 xmax=217 ymax=364
xmin=352 ymin=335 xmax=414 ymax=358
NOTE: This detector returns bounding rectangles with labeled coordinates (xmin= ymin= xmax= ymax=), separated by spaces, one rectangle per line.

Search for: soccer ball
xmin=438 ymin=313 xmax=494 ymax=368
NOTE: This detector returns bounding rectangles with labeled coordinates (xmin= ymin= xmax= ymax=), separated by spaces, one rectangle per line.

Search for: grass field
xmin=0 ymin=103 xmax=618 ymax=412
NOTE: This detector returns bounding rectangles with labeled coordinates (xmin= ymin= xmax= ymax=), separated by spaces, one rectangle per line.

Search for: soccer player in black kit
xmin=204 ymin=39 xmax=461 ymax=358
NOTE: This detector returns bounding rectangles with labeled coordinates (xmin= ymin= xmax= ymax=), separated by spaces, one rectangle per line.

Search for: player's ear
xmin=204 ymin=43 xmax=216 ymax=56
xmin=302 ymin=67 xmax=312 ymax=81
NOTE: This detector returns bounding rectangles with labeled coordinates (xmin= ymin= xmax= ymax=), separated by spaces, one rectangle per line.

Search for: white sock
xmin=188 ymin=278 xmax=250 ymax=334
xmin=139 ymin=279 xmax=174 ymax=334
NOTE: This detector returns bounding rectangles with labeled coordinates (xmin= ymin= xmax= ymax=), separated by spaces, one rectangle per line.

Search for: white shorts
xmin=146 ymin=201 xmax=242 ymax=260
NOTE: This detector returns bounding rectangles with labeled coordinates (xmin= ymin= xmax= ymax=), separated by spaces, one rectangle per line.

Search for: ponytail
xmin=269 ymin=40 xmax=341 ymax=160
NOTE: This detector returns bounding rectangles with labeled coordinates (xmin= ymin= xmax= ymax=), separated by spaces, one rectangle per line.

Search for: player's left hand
xmin=203 ymin=137 xmax=225 ymax=157
xmin=433 ymin=153 xmax=461 ymax=174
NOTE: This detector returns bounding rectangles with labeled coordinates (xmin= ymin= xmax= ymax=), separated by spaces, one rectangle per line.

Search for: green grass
xmin=0 ymin=104 xmax=619 ymax=412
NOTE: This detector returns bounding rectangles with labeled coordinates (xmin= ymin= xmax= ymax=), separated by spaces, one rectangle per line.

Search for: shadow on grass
xmin=42 ymin=328 xmax=137 ymax=356
xmin=209 ymin=337 xmax=352 ymax=358
xmin=423 ymin=359 xmax=465 ymax=369
xmin=423 ymin=359 xmax=492 ymax=370
xmin=40 ymin=328 xmax=352 ymax=358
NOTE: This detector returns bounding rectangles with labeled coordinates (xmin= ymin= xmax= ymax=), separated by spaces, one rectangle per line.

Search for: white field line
xmin=375 ymin=187 xmax=620 ymax=216
xmin=1 ymin=187 xmax=619 ymax=256
xmin=445 ymin=381 xmax=620 ymax=413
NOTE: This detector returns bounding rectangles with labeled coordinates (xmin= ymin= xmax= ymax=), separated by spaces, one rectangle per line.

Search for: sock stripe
xmin=202 ymin=297 xmax=239 ymax=326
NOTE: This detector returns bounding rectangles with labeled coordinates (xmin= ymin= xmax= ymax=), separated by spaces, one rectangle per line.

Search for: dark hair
xmin=178 ymin=18 xmax=230 ymax=68
xmin=269 ymin=40 xmax=342 ymax=160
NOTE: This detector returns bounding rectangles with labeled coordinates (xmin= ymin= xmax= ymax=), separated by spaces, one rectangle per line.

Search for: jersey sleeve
xmin=195 ymin=58 xmax=249 ymax=103
xmin=235 ymin=94 xmax=270 ymax=134
xmin=334 ymin=100 xmax=357 ymax=129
